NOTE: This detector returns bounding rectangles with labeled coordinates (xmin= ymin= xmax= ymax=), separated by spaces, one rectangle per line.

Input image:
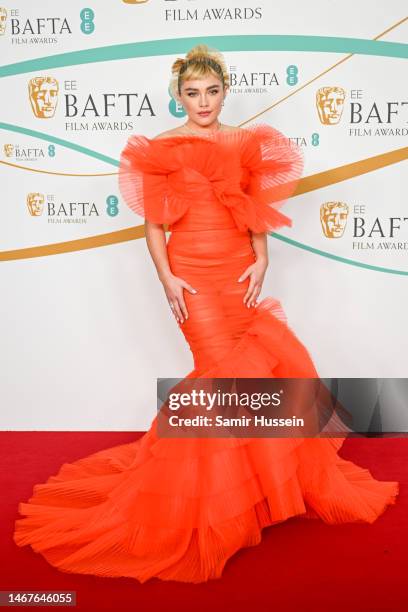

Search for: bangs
xmin=181 ymin=63 xmax=218 ymax=83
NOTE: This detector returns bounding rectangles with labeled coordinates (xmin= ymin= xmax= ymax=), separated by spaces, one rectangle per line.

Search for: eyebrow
xmin=183 ymin=85 xmax=220 ymax=92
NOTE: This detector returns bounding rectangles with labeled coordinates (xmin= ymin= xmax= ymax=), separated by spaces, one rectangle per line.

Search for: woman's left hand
xmin=238 ymin=257 xmax=268 ymax=307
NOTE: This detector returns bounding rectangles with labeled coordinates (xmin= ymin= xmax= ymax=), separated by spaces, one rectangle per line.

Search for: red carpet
xmin=1 ymin=432 xmax=406 ymax=611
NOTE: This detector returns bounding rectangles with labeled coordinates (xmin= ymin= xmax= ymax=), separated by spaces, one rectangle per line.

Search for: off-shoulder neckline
xmin=142 ymin=122 xmax=272 ymax=144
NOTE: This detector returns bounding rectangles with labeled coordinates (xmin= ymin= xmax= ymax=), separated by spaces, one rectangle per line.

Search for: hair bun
xmin=169 ymin=44 xmax=229 ymax=99
xmin=171 ymin=57 xmax=186 ymax=74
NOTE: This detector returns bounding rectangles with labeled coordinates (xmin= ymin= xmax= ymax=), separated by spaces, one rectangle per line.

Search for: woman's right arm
xmin=144 ymin=220 xmax=197 ymax=324
xmin=144 ymin=220 xmax=172 ymax=282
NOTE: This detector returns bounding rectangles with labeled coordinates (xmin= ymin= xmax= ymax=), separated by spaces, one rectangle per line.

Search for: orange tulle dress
xmin=13 ymin=123 xmax=399 ymax=583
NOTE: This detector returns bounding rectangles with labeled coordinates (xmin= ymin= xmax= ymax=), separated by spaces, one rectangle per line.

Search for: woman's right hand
xmin=160 ymin=272 xmax=198 ymax=324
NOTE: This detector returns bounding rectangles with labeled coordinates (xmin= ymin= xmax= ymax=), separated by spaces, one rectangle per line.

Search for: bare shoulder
xmin=152 ymin=128 xmax=183 ymax=140
xmin=152 ymin=125 xmax=245 ymax=140
xmin=221 ymin=124 xmax=246 ymax=134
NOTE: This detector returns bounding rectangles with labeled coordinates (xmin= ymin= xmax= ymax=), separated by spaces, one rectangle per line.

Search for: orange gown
xmin=13 ymin=123 xmax=399 ymax=583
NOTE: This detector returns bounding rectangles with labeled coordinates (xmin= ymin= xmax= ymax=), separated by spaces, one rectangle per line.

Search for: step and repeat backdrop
xmin=1 ymin=1 xmax=407 ymax=430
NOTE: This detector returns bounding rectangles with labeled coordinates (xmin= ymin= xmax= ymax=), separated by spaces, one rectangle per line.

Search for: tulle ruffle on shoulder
xmin=239 ymin=123 xmax=304 ymax=233
xmin=118 ymin=123 xmax=304 ymax=233
xmin=118 ymin=133 xmax=203 ymax=225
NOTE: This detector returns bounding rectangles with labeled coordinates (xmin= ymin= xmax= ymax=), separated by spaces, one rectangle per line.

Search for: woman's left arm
xmin=238 ymin=231 xmax=269 ymax=307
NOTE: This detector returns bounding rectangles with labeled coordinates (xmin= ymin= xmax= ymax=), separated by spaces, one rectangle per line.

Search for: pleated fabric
xmin=13 ymin=123 xmax=399 ymax=584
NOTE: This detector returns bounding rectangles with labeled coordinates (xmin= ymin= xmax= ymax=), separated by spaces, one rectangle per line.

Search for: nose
xmin=199 ymin=95 xmax=210 ymax=107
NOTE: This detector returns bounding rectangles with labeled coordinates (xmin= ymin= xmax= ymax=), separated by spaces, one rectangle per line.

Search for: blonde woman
xmin=14 ymin=44 xmax=399 ymax=584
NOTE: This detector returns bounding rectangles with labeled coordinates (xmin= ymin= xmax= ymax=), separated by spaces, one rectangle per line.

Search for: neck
xmin=183 ymin=120 xmax=222 ymax=134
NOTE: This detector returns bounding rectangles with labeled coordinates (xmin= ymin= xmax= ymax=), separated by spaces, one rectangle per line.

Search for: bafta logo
xmin=316 ymin=87 xmax=346 ymax=125
xmin=320 ymin=201 xmax=349 ymax=238
xmin=28 ymin=77 xmax=59 ymax=118
xmin=0 ymin=7 xmax=7 ymax=35
xmin=4 ymin=144 xmax=14 ymax=157
xmin=27 ymin=193 xmax=45 ymax=216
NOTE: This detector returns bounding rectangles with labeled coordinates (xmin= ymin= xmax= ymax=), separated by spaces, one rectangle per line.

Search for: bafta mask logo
xmin=316 ymin=87 xmax=346 ymax=125
xmin=28 ymin=77 xmax=59 ymax=118
xmin=0 ymin=7 xmax=7 ymax=35
xmin=4 ymin=144 xmax=14 ymax=157
xmin=27 ymin=192 xmax=45 ymax=216
xmin=320 ymin=201 xmax=349 ymax=238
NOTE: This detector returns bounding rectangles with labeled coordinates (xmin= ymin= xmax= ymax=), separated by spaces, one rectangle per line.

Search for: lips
xmin=198 ymin=112 xmax=211 ymax=116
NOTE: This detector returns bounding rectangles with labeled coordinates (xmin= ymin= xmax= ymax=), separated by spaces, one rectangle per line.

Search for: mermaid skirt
xmin=13 ymin=226 xmax=399 ymax=583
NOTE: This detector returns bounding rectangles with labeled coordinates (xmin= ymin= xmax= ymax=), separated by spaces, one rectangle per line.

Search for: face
xmin=178 ymin=75 xmax=227 ymax=128
xmin=321 ymin=203 xmax=348 ymax=238
xmin=316 ymin=88 xmax=345 ymax=125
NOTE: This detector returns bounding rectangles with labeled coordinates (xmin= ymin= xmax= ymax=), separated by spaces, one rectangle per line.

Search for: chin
xmin=197 ymin=115 xmax=219 ymax=125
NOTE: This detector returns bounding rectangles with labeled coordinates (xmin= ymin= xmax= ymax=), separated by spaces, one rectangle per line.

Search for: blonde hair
xmin=169 ymin=44 xmax=230 ymax=100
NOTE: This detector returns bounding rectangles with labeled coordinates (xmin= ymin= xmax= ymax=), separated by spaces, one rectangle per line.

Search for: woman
xmin=13 ymin=44 xmax=399 ymax=584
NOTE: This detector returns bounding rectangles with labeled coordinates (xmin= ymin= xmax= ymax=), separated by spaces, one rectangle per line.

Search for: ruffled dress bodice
xmin=118 ymin=123 xmax=304 ymax=233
